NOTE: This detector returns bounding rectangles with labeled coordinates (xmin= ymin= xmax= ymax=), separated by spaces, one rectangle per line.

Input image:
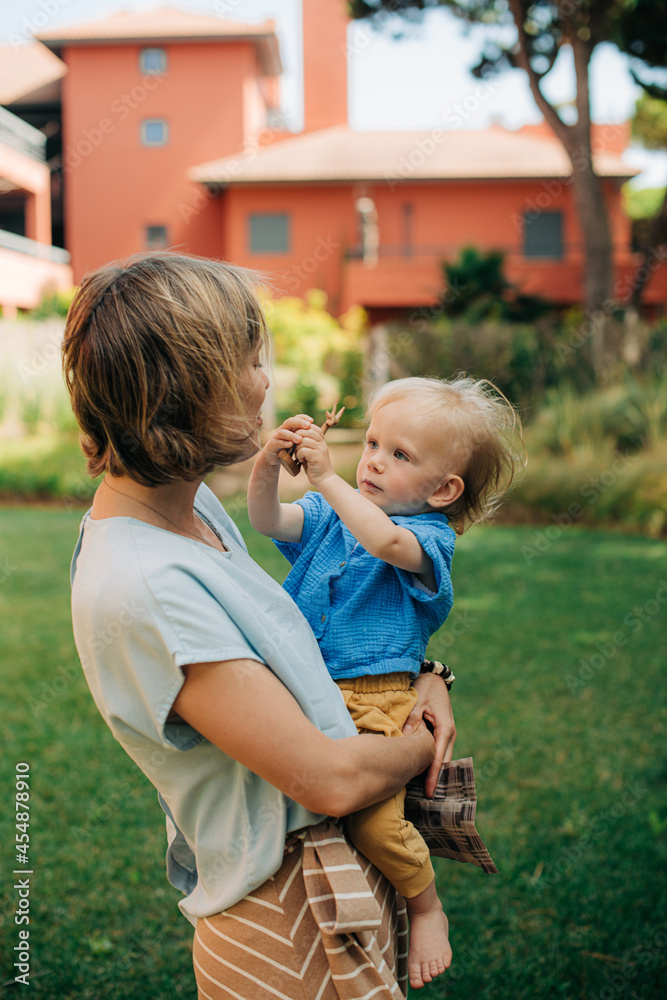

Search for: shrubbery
xmin=29 ymin=287 xmax=77 ymax=320
xmin=0 ymin=276 xmax=665 ymax=535
xmin=264 ymin=290 xmax=365 ymax=426
xmin=385 ymin=316 xmax=556 ymax=415
xmin=526 ymin=379 xmax=667 ymax=457
xmin=508 ymin=379 xmax=667 ymax=536
xmin=385 ymin=307 xmax=667 ymax=421
xmin=441 ymin=246 xmax=552 ymax=324
xmin=378 ymin=247 xmax=666 ymax=536
xmin=0 ymin=319 xmax=95 ymax=501
xmin=388 ymin=247 xmax=667 ymax=414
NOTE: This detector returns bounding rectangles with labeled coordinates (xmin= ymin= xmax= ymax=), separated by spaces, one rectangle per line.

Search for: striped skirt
xmin=193 ymin=819 xmax=408 ymax=1000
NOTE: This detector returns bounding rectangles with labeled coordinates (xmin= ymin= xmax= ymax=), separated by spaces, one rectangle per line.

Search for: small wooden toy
xmin=278 ymin=400 xmax=346 ymax=477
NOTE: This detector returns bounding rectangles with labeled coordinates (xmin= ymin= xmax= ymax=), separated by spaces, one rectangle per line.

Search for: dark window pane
xmin=524 ymin=210 xmax=563 ymax=259
xmin=145 ymin=225 xmax=168 ymax=249
xmin=249 ymin=213 xmax=289 ymax=254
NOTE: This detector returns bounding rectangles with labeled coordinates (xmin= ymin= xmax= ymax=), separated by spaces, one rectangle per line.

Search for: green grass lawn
xmin=1 ymin=504 xmax=665 ymax=999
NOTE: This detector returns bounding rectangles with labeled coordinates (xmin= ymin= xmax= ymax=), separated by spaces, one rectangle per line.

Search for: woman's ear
xmin=427 ymin=474 xmax=464 ymax=509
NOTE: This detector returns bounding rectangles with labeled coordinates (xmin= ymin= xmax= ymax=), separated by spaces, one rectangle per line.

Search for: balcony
xmin=0 ymin=230 xmax=72 ymax=315
xmin=340 ymin=243 xmax=659 ymax=313
xmin=0 ymin=106 xmax=46 ymax=163
xmin=343 ymin=250 xmax=443 ymax=310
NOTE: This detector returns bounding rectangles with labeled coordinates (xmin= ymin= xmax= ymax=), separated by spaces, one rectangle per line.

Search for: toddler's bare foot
xmin=406 ymin=881 xmax=452 ymax=990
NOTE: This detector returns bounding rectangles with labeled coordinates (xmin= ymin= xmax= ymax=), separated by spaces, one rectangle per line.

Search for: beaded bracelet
xmin=419 ymin=659 xmax=455 ymax=690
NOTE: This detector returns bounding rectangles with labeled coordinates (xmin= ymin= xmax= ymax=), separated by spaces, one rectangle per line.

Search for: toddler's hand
xmin=295 ymin=426 xmax=335 ymax=485
xmin=262 ymin=415 xmax=313 ymax=466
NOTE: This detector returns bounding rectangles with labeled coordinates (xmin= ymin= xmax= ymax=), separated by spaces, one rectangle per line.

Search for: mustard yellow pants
xmin=336 ymin=672 xmax=435 ymax=899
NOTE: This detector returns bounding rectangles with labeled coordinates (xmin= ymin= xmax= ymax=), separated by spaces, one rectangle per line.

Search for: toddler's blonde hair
xmin=366 ymin=376 xmax=523 ymax=533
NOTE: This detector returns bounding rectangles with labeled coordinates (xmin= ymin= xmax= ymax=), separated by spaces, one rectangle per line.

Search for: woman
xmin=64 ymin=252 xmax=456 ymax=998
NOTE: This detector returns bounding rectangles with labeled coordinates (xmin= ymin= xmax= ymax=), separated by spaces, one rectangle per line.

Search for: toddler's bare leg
xmin=405 ymin=877 xmax=451 ymax=990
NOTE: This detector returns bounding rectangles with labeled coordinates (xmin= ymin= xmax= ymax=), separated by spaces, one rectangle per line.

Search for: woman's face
xmin=235 ymin=348 xmax=269 ymax=461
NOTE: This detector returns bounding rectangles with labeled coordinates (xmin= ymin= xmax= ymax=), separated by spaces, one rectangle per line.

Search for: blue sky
xmin=4 ymin=0 xmax=665 ymax=186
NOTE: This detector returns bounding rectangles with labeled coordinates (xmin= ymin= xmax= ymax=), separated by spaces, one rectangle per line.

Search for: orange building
xmin=35 ymin=7 xmax=283 ymax=278
xmin=192 ymin=120 xmax=645 ymax=314
xmin=0 ymin=103 xmax=71 ymax=315
xmin=1 ymin=1 xmax=661 ymax=315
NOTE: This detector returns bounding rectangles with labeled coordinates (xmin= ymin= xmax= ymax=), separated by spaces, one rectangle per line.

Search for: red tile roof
xmin=36 ymin=6 xmax=282 ymax=75
xmin=190 ymin=124 xmax=637 ymax=185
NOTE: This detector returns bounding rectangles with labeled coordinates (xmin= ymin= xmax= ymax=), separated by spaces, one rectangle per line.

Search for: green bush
xmin=622 ymin=185 xmax=666 ymax=221
xmin=392 ymin=245 xmax=667 ymax=410
xmin=441 ymin=246 xmax=552 ymax=323
xmin=527 ymin=377 xmax=667 ymax=457
xmin=0 ymin=308 xmax=665 ymax=538
xmin=264 ymin=290 xmax=366 ymax=426
xmin=0 ymin=434 xmax=97 ymax=502
xmin=0 ymin=319 xmax=79 ymax=438
xmin=386 ymin=309 xmax=667 ymax=417
xmin=507 ymin=443 xmax=667 ymax=536
xmin=29 ymin=287 xmax=76 ymax=320
xmin=385 ymin=315 xmax=560 ymax=415
xmin=502 ymin=376 xmax=667 ymax=536
xmin=640 ymin=318 xmax=667 ymax=381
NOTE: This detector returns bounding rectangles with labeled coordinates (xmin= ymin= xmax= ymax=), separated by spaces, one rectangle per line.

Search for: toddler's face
xmin=356 ymin=401 xmax=458 ymax=515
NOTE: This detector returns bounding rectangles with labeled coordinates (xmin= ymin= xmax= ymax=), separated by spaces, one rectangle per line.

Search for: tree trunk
xmin=506 ymin=1 xmax=616 ymax=379
xmin=560 ymin=136 xmax=615 ymax=374
xmin=567 ymin=31 xmax=615 ymax=375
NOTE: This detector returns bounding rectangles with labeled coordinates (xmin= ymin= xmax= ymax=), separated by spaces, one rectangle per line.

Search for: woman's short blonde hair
xmin=62 ymin=251 xmax=266 ymax=486
xmin=367 ymin=376 xmax=523 ymax=533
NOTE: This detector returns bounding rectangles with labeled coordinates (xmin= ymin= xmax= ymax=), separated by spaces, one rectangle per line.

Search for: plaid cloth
xmin=405 ymin=757 xmax=499 ymax=874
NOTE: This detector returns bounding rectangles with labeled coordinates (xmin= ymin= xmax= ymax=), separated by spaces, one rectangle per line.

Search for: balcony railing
xmin=0 ymin=228 xmax=70 ymax=264
xmin=0 ymin=107 xmax=46 ymax=163
xmin=345 ymin=242 xmax=589 ymax=261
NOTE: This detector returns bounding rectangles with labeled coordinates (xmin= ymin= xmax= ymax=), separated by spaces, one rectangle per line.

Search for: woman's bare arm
xmin=171 ymin=657 xmax=436 ymax=817
xmin=247 ymin=416 xmax=312 ymax=542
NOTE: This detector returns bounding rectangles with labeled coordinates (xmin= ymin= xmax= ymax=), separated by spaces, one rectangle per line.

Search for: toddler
xmin=248 ymin=376 xmax=519 ymax=990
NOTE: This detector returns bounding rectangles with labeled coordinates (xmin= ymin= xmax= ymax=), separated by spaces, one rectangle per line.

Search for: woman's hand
xmin=403 ymin=672 xmax=456 ymax=798
xmin=261 ymin=414 xmax=313 ymax=467
xmin=172 ymin=658 xmax=436 ymax=818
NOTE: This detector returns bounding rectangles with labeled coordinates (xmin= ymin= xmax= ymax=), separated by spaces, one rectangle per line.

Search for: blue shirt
xmin=275 ymin=491 xmax=456 ymax=679
xmin=70 ymin=484 xmax=357 ymax=926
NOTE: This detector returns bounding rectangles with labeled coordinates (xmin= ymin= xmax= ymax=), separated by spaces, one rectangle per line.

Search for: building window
xmin=141 ymin=119 xmax=168 ymax=146
xmin=145 ymin=225 xmax=168 ymax=249
xmin=140 ymin=48 xmax=167 ymax=74
xmin=249 ymin=213 xmax=289 ymax=254
xmin=523 ymin=210 xmax=563 ymax=259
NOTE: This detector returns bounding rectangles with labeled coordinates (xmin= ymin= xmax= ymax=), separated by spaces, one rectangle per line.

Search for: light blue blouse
xmin=70 ymin=483 xmax=357 ymax=926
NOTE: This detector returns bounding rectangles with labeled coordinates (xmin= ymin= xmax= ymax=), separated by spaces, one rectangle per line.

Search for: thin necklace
xmin=102 ymin=478 xmax=226 ymax=550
